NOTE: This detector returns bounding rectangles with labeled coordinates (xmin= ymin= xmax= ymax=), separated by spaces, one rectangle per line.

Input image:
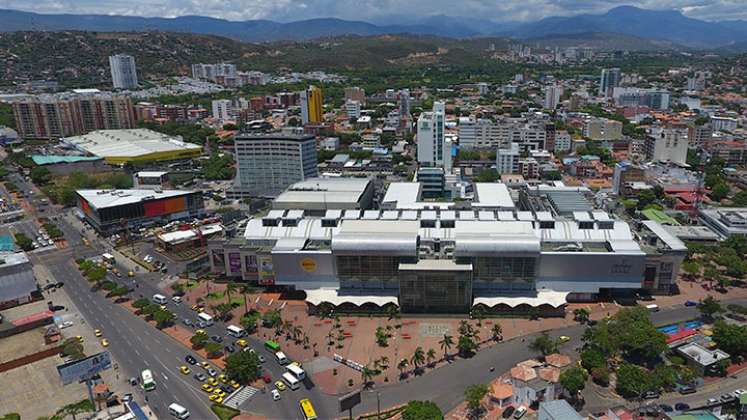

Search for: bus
xmin=141 ymin=369 xmax=156 ymax=391
xmin=264 ymin=340 xmax=280 ymax=352
xmin=299 ymin=399 xmax=317 ymax=420
xmin=286 ymin=363 xmax=306 ymax=380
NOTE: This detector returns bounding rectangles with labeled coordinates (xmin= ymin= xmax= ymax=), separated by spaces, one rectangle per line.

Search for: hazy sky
xmin=4 ymin=0 xmax=747 ymax=22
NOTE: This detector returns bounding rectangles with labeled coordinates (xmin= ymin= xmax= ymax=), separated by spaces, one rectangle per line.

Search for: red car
xmin=261 ymin=373 xmax=272 ymax=383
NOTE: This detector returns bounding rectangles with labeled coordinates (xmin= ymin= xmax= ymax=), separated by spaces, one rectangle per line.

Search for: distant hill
xmin=501 ymin=6 xmax=747 ymax=48
xmin=523 ymin=32 xmax=681 ymax=51
xmin=1 ymin=6 xmax=746 ymax=48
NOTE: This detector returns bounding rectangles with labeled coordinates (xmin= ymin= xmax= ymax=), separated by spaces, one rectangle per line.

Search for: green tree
xmin=698 ymin=296 xmax=723 ymax=320
xmin=240 ymin=311 xmax=260 ymax=334
xmin=154 ymin=309 xmax=175 ymax=328
xmin=30 ymin=166 xmax=52 ymax=185
xmin=457 ymin=334 xmax=477 ymax=357
xmin=573 ymin=308 xmax=590 ymax=324
xmin=653 ymin=364 xmax=678 ymax=390
xmin=491 ymin=323 xmax=503 ymax=341
xmin=142 ymin=303 xmax=161 ymax=318
xmin=580 ymin=348 xmax=607 ymax=371
xmin=410 ymin=347 xmax=426 ymax=373
xmin=712 ymin=320 xmax=747 ymax=357
xmin=204 ymin=342 xmax=223 ymax=357
xmin=361 ymin=365 xmax=375 ymax=387
xmin=401 ymin=400 xmax=443 ymax=420
xmin=375 ymin=326 xmax=389 ymax=347
xmin=224 ymin=349 xmax=260 ymax=384
xmin=609 ymin=306 xmax=667 ymax=362
xmin=475 ymin=169 xmax=500 ymax=183
xmin=681 ymin=260 xmax=701 ymax=280
xmin=464 ymin=384 xmax=489 ymax=413
xmin=559 ymin=367 xmax=588 ymax=397
xmin=61 ymin=337 xmax=85 ymax=360
xmin=711 ymin=182 xmax=730 ymax=201
xmin=590 ymin=367 xmax=610 ymax=386
xmin=529 ymin=333 xmax=558 ymax=356
xmin=13 ymin=233 xmax=33 ymax=251
xmin=262 ymin=309 xmax=282 ymax=328
xmin=215 ymin=303 xmax=233 ymax=321
xmin=397 ymin=358 xmax=409 ymax=377
xmin=190 ymin=331 xmax=208 ymax=348
xmin=439 ymin=334 xmax=454 ymax=359
xmin=616 ymin=363 xmax=654 ymax=398
xmin=426 ymin=348 xmax=437 ymax=367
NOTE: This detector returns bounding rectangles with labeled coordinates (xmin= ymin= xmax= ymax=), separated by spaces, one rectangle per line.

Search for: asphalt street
xmin=35 ymin=248 xmax=216 ymax=420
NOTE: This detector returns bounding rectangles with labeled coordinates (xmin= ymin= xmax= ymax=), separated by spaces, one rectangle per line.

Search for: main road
xmin=35 ymin=207 xmax=747 ymax=419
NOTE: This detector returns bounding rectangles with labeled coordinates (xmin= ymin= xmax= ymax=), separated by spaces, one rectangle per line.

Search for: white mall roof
xmin=78 ymin=189 xmax=195 ymax=209
xmin=473 ymin=183 xmax=515 ymax=209
xmin=474 ymin=290 xmax=569 ymax=308
xmin=305 ymin=288 xmax=398 ymax=307
xmin=64 ymin=129 xmax=200 ymax=158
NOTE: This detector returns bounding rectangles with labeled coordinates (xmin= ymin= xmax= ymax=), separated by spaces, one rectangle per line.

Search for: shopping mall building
xmin=208 ymin=181 xmax=684 ymax=315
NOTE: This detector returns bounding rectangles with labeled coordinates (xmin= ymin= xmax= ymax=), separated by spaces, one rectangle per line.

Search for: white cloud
xmin=5 ymin=0 xmax=747 ymax=22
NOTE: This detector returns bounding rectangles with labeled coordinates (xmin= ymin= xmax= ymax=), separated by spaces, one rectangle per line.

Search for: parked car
xmin=679 ymin=385 xmax=697 ymax=395
xmin=675 ymin=403 xmax=690 ymax=411
xmin=211 ymin=335 xmax=223 ymax=343
xmin=708 ymin=397 xmax=719 ymax=405
xmin=684 ymin=300 xmax=698 ymax=307
xmin=513 ymin=406 xmax=527 ymax=419
xmin=194 ymin=373 xmax=207 ymax=382
xmin=207 ymin=368 xmax=218 ymax=377
xmin=643 ymin=391 xmax=660 ymax=399
xmin=182 ymin=318 xmax=193 ymax=327
xmin=659 ymin=404 xmax=673 ymax=413
xmin=501 ymin=407 xmax=515 ymax=418
xmin=185 ymin=355 xmax=197 ymax=365
xmin=224 ymin=345 xmax=235 ymax=353
xmin=271 ymin=389 xmax=281 ymax=401
xmin=720 ymin=394 xmax=735 ymax=403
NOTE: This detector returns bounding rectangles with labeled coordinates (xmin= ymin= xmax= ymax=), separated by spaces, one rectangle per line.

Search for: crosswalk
xmin=223 ymin=385 xmax=259 ymax=409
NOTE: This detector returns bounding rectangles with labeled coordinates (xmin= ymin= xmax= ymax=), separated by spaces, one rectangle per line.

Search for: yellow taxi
xmin=101 ymin=338 xmax=109 ymax=347
xmin=213 ymin=389 xmax=226 ymax=398
xmin=218 ymin=374 xmax=228 ymax=383
xmin=94 ymin=329 xmax=102 ymax=337
xmin=558 ymin=335 xmax=571 ymax=343
xmin=191 ymin=305 xmax=204 ymax=312
xmin=274 ymin=380 xmax=286 ymax=391
xmin=235 ymin=339 xmax=248 ymax=348
xmin=207 ymin=377 xmax=218 ymax=386
xmin=75 ymin=335 xmax=84 ymax=343
xmin=208 ymin=395 xmax=223 ymax=403
xmin=127 ymin=271 xmax=135 ymax=277
xmin=201 ymin=384 xmax=213 ymax=393
xmin=179 ymin=366 xmax=190 ymax=375
xmin=229 ymin=380 xmax=240 ymax=389
xmin=199 ymin=361 xmax=210 ymax=369
xmin=159 ymin=305 xmax=167 ymax=311
xmin=195 ymin=329 xmax=206 ymax=336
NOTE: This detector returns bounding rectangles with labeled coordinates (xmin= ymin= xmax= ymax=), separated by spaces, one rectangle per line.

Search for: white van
xmin=197 ymin=312 xmax=214 ymax=326
xmin=152 ymin=294 xmax=167 ymax=305
xmin=226 ymin=325 xmax=246 ymax=338
xmin=171 ymin=296 xmax=182 ymax=304
xmin=281 ymin=372 xmax=300 ymax=390
xmin=168 ymin=403 xmax=190 ymax=419
xmin=275 ymin=351 xmax=289 ymax=365
xmin=286 ymin=363 xmax=306 ymax=380
xmin=645 ymin=304 xmax=660 ymax=312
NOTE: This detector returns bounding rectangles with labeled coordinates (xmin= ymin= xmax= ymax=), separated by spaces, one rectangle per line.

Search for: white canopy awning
xmin=473 ymin=290 xmax=569 ymax=308
xmin=304 ymin=288 xmax=399 ymax=307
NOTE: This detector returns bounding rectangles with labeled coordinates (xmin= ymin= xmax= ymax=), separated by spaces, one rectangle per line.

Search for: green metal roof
xmin=642 ymin=208 xmax=681 ymax=226
xmin=32 ymin=155 xmax=103 ymax=165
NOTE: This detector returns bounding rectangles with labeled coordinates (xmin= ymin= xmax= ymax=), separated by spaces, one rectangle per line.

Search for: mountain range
xmin=1 ymin=6 xmax=747 ymax=48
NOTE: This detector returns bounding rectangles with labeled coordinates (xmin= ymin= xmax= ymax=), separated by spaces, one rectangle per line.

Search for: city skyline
xmin=3 ymin=0 xmax=747 ymax=23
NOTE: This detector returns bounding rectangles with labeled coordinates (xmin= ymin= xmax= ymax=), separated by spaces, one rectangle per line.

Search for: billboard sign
xmin=228 ymin=252 xmax=241 ymax=275
xmin=57 ymin=351 xmax=112 ymax=385
xmin=339 ymin=390 xmax=361 ymax=412
xmin=258 ymin=254 xmax=275 ymax=286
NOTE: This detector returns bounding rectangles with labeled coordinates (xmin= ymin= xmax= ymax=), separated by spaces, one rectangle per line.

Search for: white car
xmin=271 ymin=389 xmax=280 ymax=401
xmin=734 ymin=389 xmax=746 ymax=397
xmin=707 ymin=397 xmax=718 ymax=405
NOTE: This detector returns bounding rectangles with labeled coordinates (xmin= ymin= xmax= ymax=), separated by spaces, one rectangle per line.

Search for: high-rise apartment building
xmin=645 ymin=127 xmax=689 ymax=165
xmin=554 ymin=130 xmax=572 ymax=153
xmin=496 ymin=143 xmax=520 ymax=175
xmin=12 ymin=92 xmax=134 ymax=139
xmin=109 ymin=55 xmax=138 ymax=90
xmin=688 ymin=124 xmax=712 ymax=149
xmin=543 ymin=84 xmax=563 ymax=110
xmin=230 ymin=133 xmax=318 ymax=198
xmin=457 ymin=117 xmax=547 ymax=151
xmin=417 ymin=101 xmax=447 ymax=169
xmin=300 ymin=86 xmax=324 ymax=125
xmin=212 ymin=99 xmax=233 ymax=122
xmin=343 ymin=87 xmax=366 ymax=105
xmin=598 ymin=68 xmax=621 ymax=97
xmin=345 ymin=100 xmax=361 ymax=120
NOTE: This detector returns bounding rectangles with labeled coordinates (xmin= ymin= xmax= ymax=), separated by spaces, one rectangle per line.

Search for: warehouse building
xmin=77 ymin=189 xmax=205 ymax=235
xmin=62 ymin=128 xmax=201 ymax=164
xmin=0 ymin=252 xmax=38 ymax=310
xmin=209 ymin=182 xmax=652 ymax=315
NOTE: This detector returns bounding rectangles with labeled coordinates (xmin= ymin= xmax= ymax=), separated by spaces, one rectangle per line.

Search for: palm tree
xmin=379 ymin=356 xmax=390 ymax=370
xmin=491 ymin=323 xmax=503 ymax=341
xmin=397 ymin=358 xmax=409 ymax=377
xmin=411 ymin=346 xmax=425 ymax=373
xmin=361 ymin=365 xmax=375 ymax=388
xmin=239 ymin=284 xmax=253 ymax=314
xmin=292 ymin=326 xmax=302 ymax=343
xmin=439 ymin=334 xmax=454 ymax=360
xmin=326 ymin=330 xmax=335 ymax=346
xmin=426 ymin=348 xmax=437 ymax=367
xmin=301 ymin=333 xmax=310 ymax=349
xmin=199 ymin=276 xmax=211 ymax=295
xmin=225 ymin=282 xmax=238 ymax=305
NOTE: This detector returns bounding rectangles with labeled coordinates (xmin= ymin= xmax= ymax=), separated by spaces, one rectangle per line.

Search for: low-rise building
xmin=538 ymin=400 xmax=583 ymax=420
xmin=0 ymin=252 xmax=37 ymax=310
xmin=677 ymin=342 xmax=730 ymax=376
xmin=700 ymin=207 xmax=747 ymax=238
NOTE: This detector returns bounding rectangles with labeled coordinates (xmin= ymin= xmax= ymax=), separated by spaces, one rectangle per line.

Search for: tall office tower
xmin=543 ymin=84 xmax=563 ymax=110
xmin=300 ymin=85 xmax=324 ymax=125
xmin=598 ymin=68 xmax=621 ymax=97
xmin=417 ymin=101 xmax=447 ymax=169
xmin=109 ymin=55 xmax=138 ymax=90
xmin=231 ymin=133 xmax=319 ymax=198
xmin=212 ymin=99 xmax=233 ymax=122
xmin=399 ymin=89 xmax=411 ymax=117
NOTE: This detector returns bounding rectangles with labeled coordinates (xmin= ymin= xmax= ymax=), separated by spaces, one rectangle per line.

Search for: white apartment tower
xmin=212 ymin=99 xmax=233 ymax=122
xmin=417 ymin=101 xmax=448 ymax=169
xmin=109 ymin=55 xmax=138 ymax=90
xmin=497 ymin=143 xmax=520 ymax=175
xmin=543 ymin=84 xmax=563 ymax=110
